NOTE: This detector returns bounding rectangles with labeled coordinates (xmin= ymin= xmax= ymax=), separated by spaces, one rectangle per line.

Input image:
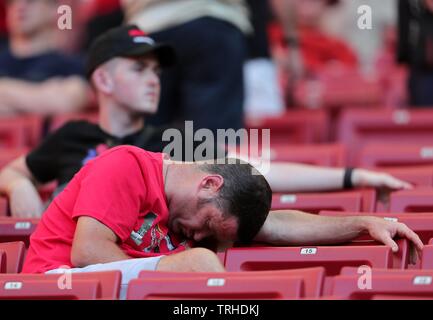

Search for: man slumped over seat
xmin=22 ymin=145 xmax=423 ymax=298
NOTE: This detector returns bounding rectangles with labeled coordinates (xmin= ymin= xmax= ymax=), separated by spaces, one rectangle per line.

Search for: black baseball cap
xmin=85 ymin=25 xmax=176 ymax=78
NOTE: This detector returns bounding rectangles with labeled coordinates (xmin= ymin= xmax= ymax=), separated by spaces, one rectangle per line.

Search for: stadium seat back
xmin=0 ymin=242 xmax=26 ymax=273
xmin=127 ymin=276 xmax=303 ymax=300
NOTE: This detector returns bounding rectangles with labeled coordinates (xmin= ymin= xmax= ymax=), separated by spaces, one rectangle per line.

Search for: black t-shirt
xmin=0 ymin=45 xmax=85 ymax=81
xmin=26 ymin=121 xmax=224 ymax=188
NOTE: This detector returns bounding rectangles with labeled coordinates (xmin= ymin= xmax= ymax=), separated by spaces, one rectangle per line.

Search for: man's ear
xmin=199 ymin=175 xmax=224 ymax=196
xmin=91 ymin=67 xmax=114 ymax=94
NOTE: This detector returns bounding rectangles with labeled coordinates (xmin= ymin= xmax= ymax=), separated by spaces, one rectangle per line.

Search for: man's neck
xmin=99 ymin=101 xmax=145 ymax=138
xmin=9 ymin=30 xmax=56 ymax=58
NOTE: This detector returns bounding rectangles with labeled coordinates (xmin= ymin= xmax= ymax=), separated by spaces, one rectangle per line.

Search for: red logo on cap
xmin=129 ymin=29 xmax=147 ymax=37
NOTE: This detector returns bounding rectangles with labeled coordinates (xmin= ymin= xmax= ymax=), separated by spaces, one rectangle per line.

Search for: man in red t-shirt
xmin=22 ymin=145 xmax=424 ymax=299
xmin=22 ymin=145 xmax=273 ymax=297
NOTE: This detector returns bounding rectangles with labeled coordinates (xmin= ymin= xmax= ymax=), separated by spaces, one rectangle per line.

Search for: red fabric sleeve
xmin=71 ymin=148 xmax=147 ymax=242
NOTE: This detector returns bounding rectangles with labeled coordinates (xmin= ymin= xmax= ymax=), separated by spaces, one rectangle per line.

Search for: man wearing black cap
xmin=0 ymin=24 xmax=181 ymax=217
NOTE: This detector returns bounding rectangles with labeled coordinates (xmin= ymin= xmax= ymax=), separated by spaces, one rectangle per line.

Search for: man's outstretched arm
xmin=226 ymin=149 xmax=413 ymax=193
xmin=261 ymin=162 xmax=413 ymax=193
xmin=255 ymin=210 xmax=424 ymax=256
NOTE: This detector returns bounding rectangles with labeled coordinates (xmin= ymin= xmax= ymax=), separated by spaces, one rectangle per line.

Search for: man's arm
xmin=71 ymin=216 xmax=130 ymax=267
xmin=226 ymin=148 xmax=413 ymax=192
xmin=0 ymin=77 xmax=90 ymax=116
xmin=237 ymin=156 xmax=412 ymax=192
xmin=0 ymin=156 xmax=44 ymax=218
xmin=264 ymin=163 xmax=412 ymax=193
xmin=255 ymin=210 xmax=424 ymax=255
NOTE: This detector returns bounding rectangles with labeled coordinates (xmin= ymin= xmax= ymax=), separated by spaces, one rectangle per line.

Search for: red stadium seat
xmin=294 ymin=69 xmax=383 ymax=109
xmin=267 ymin=144 xmax=346 ymax=167
xmin=336 ymin=239 xmax=410 ymax=270
xmin=332 ymin=274 xmax=433 ymax=300
xmin=224 ymin=246 xmax=393 ymax=276
xmin=245 ymin=109 xmax=329 ymax=145
xmin=0 ymin=271 xmax=121 ymax=300
xmin=379 ymin=167 xmax=433 ymax=187
xmin=0 ymin=218 xmax=39 ymax=246
xmin=389 ymin=188 xmax=433 ymax=213
xmin=0 ymin=278 xmax=100 ymax=300
xmin=0 ymin=242 xmax=26 ymax=273
xmin=20 ymin=115 xmax=44 ymax=149
xmin=0 ymin=197 xmax=7 ymax=217
xmin=338 ymin=109 xmax=433 ymax=166
xmin=421 ymin=245 xmax=433 ymax=269
xmin=0 ymin=119 xmax=27 ymax=149
xmin=333 ymin=267 xmax=433 ymax=298
xmin=127 ymin=276 xmax=303 ymax=300
xmin=359 ymin=144 xmax=433 ymax=168
xmin=138 ymin=267 xmax=325 ymax=298
xmin=271 ymin=189 xmax=376 ymax=213
xmin=340 ymin=266 xmax=433 ymax=278
xmin=0 ymin=116 xmax=43 ymax=149
xmin=319 ymin=211 xmax=433 ymax=245
xmin=0 ymin=148 xmax=28 ymax=169
xmin=0 ymin=251 xmax=5 ymax=273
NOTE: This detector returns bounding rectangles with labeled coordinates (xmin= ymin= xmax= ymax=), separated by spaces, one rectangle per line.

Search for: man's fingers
xmin=396 ymin=223 xmax=424 ymax=253
xmin=383 ymin=175 xmax=413 ymax=190
xmin=376 ymin=231 xmax=399 ymax=252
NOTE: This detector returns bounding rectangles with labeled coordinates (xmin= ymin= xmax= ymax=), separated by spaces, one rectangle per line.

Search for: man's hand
xmin=352 ymin=169 xmax=413 ymax=190
xmin=8 ymin=179 xmax=45 ymax=218
xmin=361 ymin=216 xmax=424 ymax=264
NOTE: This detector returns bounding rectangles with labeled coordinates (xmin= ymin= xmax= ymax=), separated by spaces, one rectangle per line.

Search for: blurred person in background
xmin=268 ymin=0 xmax=358 ymax=105
xmin=0 ymin=0 xmax=91 ymax=116
xmin=323 ymin=0 xmax=397 ymax=75
xmin=398 ymin=0 xmax=433 ymax=107
xmin=268 ymin=0 xmax=358 ymax=76
xmin=121 ymin=0 xmax=250 ymax=133
xmin=243 ymin=0 xmax=285 ymax=117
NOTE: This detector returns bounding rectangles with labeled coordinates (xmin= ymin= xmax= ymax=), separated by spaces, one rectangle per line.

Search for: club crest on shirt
xmin=130 ymin=212 xmax=177 ymax=253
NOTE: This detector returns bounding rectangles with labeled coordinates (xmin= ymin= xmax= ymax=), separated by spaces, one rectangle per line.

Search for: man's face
xmin=107 ymin=56 xmax=161 ymax=115
xmin=169 ymin=198 xmax=239 ymax=244
xmin=6 ymin=0 xmax=57 ymax=37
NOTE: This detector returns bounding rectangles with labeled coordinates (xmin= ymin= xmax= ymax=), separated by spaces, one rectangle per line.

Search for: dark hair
xmin=198 ymin=159 xmax=272 ymax=244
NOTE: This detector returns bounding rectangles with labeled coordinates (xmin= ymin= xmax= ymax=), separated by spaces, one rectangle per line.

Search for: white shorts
xmin=45 ymin=256 xmax=165 ymax=299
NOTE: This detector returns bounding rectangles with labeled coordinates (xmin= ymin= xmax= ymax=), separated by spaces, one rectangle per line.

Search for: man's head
xmin=86 ymin=25 xmax=176 ymax=115
xmin=167 ymin=159 xmax=272 ymax=245
xmin=6 ymin=0 xmax=58 ymax=38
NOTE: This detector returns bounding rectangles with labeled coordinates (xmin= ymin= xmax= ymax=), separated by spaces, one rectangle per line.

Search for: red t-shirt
xmin=23 ymin=146 xmax=189 ymax=274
